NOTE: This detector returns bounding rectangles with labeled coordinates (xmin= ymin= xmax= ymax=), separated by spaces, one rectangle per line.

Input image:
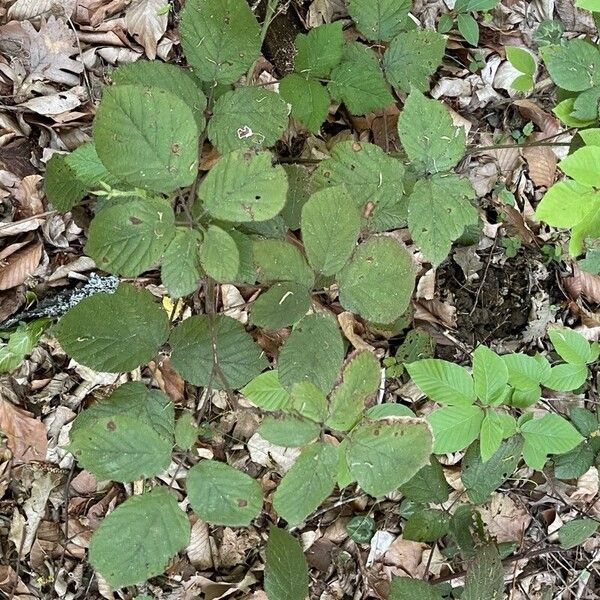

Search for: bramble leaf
xmin=294 ymin=21 xmax=344 ymax=78
xmin=250 ymin=282 xmax=311 ymax=329
xmin=346 ymin=0 xmax=411 ymax=41
xmin=161 ymin=228 xmax=202 ymax=298
xmin=279 ymin=74 xmax=330 ymax=133
xmin=253 ymin=239 xmax=314 ymax=287
xmin=199 ymin=225 xmax=240 ymax=282
xmin=399 ymin=456 xmax=450 ymax=504
xmin=259 ymin=414 xmax=321 ymax=447
xmin=264 ymin=527 xmax=309 ymax=600
xmin=241 ymin=370 xmax=291 ymax=411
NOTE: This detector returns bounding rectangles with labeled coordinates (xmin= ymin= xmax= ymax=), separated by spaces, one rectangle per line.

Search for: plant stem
xmin=246 ymin=0 xmax=279 ymax=82
xmin=469 ymin=140 xmax=572 ymax=152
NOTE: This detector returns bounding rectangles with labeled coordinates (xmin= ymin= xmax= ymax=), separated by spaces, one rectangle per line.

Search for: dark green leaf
xmin=463 ymin=545 xmax=504 ymax=600
xmin=399 ymin=456 xmax=450 ymax=504
xmin=403 ymin=508 xmax=451 ymax=542
xmin=294 ymin=22 xmax=345 ymax=78
xmin=279 ymin=74 xmax=330 ymax=133
xmin=250 ymin=282 xmax=311 ymax=329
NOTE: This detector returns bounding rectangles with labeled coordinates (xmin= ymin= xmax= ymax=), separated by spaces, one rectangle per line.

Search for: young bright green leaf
xmin=337 ymin=237 xmax=416 ymax=324
xmin=199 ymin=225 xmax=240 ymax=282
xmin=427 ymin=405 xmax=484 ymax=454
xmin=457 ymin=12 xmax=479 ymax=46
xmin=327 ymin=351 xmax=381 ymax=431
xmin=543 ymin=363 xmax=588 ymax=391
xmin=278 ymin=312 xmax=345 ymax=394
xmin=301 ymin=186 xmax=361 ymax=275
xmin=328 ymin=42 xmax=394 ymax=115
xmin=576 ymin=0 xmax=600 ymax=9
xmin=53 ymin=284 xmax=169 ymax=373
xmin=169 ymin=314 xmax=268 ymax=389
xmin=112 ymin=60 xmax=207 ymax=129
xmin=579 ymin=129 xmax=600 ymax=147
xmin=560 ymin=146 xmax=600 ymax=188
xmin=346 ymin=0 xmax=411 ymax=41
xmin=0 ymin=319 xmax=48 ymax=373
xmin=196 ymin=150 xmax=288 ymax=222
xmin=186 ymin=460 xmax=262 ymax=526
xmin=383 ymin=29 xmax=446 ymax=92
xmin=207 ymin=87 xmax=289 ymax=153
xmin=89 ymin=488 xmax=189 ymax=588
xmin=253 ymin=239 xmax=314 ymax=287
xmin=549 ymin=327 xmax=594 ymax=365
xmin=546 ymin=39 xmax=600 ymax=92
xmin=506 ymin=46 xmax=536 ymax=75
xmin=390 ymin=577 xmax=443 ymax=600
xmin=553 ymin=97 xmax=597 ymax=128
xmin=511 ymin=73 xmax=534 ymax=92
xmin=407 ymin=173 xmax=477 ymax=266
xmin=273 ymin=442 xmax=338 ymax=526
xmin=497 ymin=412 xmax=517 ymax=438
xmin=94 ymin=85 xmax=199 ymax=193
xmin=85 ymin=197 xmax=175 ymax=277
xmin=403 ymin=508 xmax=451 ymax=542
xmin=399 ymin=456 xmax=450 ymax=504
xmin=279 ymin=74 xmax=330 ymax=133
xmin=250 ymin=282 xmax=311 ymax=329
xmin=241 ymin=370 xmax=291 ymax=411
xmin=463 ymin=545 xmax=504 ymax=600
xmin=559 ymin=518 xmax=598 ymax=549
xmin=264 ymin=526 xmax=309 ymax=600
xmin=398 ymin=89 xmax=466 ymax=174
xmin=472 ymin=345 xmax=509 ymax=404
xmin=521 ymin=414 xmax=584 ymax=470
xmin=406 ymin=359 xmax=476 ymax=406
xmin=174 ymin=412 xmax=198 ymax=450
xmin=479 ymin=412 xmax=504 ymax=462
xmin=161 ymin=228 xmax=202 ymax=298
xmin=259 ymin=414 xmax=321 ymax=447
xmin=179 ymin=0 xmax=261 ymax=84
xmin=502 ymin=353 xmax=545 ymax=389
xmin=345 ymin=417 xmax=433 ymax=497
xmin=294 ymin=21 xmax=345 ymax=78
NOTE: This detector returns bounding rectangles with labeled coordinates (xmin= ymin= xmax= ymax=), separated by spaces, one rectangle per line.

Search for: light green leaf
xmin=472 ymin=345 xmax=509 ymax=404
xmin=199 ymin=225 xmax=240 ymax=282
xmin=366 ymin=403 xmax=415 ymax=418
xmin=455 ymin=0 xmax=500 ymax=10
xmin=406 ymin=358 xmax=476 ymax=406
xmin=179 ymin=0 xmax=260 ymax=84
xmin=579 ymin=128 xmax=600 ymax=146
xmin=502 ymin=353 xmax=545 ymax=389
xmin=463 ymin=545 xmax=504 ymax=600
xmin=549 ymin=326 xmax=593 ymax=365
xmin=278 ymin=312 xmax=345 ymax=394
xmin=241 ymin=370 xmax=291 ymax=410
xmin=259 ymin=414 xmax=321 ymax=447
xmin=337 ymin=237 xmax=416 ymax=324
xmin=346 ymin=0 xmax=411 ymax=41
xmin=571 ymin=204 xmax=600 ymax=256
xmin=553 ymin=97 xmax=597 ymax=128
xmin=208 ymin=87 xmax=288 ymax=153
xmin=383 ymin=29 xmax=446 ymax=92
xmin=93 ymin=85 xmax=199 ymax=193
xmin=398 ymin=89 xmax=466 ymax=174
xmin=546 ymin=39 xmax=600 ymax=92
xmin=0 ymin=319 xmax=48 ymax=373
xmin=301 ymin=186 xmax=361 ymax=276
xmin=327 ymin=351 xmax=381 ymax=431
xmin=399 ymin=456 xmax=450 ymax=504
xmin=273 ymin=442 xmax=338 ymax=525
xmin=161 ymin=228 xmax=202 ymax=298
xmin=250 ymin=282 xmax=311 ymax=329
xmin=294 ymin=21 xmax=345 ymax=78
xmin=559 ymin=518 xmax=598 ymax=549
xmin=253 ymin=239 xmax=314 ymax=287
xmin=511 ymin=73 xmax=534 ymax=92
xmin=543 ymin=363 xmax=588 ymax=391
xmin=346 ymin=417 xmax=433 ymax=497
xmin=279 ymin=74 xmax=330 ymax=133
xmin=53 ymin=284 xmax=169 ymax=373
xmin=175 ymin=412 xmax=198 ymax=450
xmin=403 ymin=508 xmax=450 ymax=542
xmin=479 ymin=412 xmax=504 ymax=462
xmin=560 ymin=146 xmax=600 ymax=187
xmin=196 ymin=150 xmax=288 ymax=222
xmin=536 ymin=181 xmax=600 ymax=229
xmin=264 ymin=526 xmax=309 ymax=600
xmin=457 ymin=12 xmax=479 ymax=45
xmin=510 ymin=385 xmax=541 ymax=409
xmin=521 ymin=414 xmax=584 ymax=470
xmin=89 ymin=488 xmax=190 ymax=588
xmin=328 ymin=42 xmax=394 ymax=115
xmin=186 ymin=460 xmax=262 ymax=526
xmin=85 ymin=197 xmax=175 ymax=277
xmin=169 ymin=314 xmax=268 ymax=389
xmin=506 ymin=47 xmax=536 ymax=75
xmin=576 ymin=0 xmax=600 ymax=10
xmin=390 ymin=577 xmax=443 ymax=600
xmin=289 ymin=381 xmax=328 ymax=422
xmin=427 ymin=405 xmax=484 ymax=454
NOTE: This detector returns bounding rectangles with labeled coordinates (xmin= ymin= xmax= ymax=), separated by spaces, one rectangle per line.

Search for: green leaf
xmin=570 ymin=407 xmax=600 ymax=436
xmin=511 ymin=73 xmax=534 ymax=92
xmin=479 ymin=412 xmax=504 ymax=462
xmin=560 ymin=146 xmax=600 ymax=188
xmin=179 ymin=0 xmax=260 ymax=84
xmin=396 ymin=329 xmax=435 ymax=364
xmin=399 ymin=456 xmax=450 ymax=504
xmin=281 ymin=165 xmax=313 ymax=230
xmin=207 ymin=87 xmax=288 ymax=153
xmin=278 ymin=312 xmax=345 ymax=394
xmin=301 ymin=186 xmax=361 ymax=276
xmin=408 ymin=173 xmax=477 ymax=266
xmin=253 ymin=239 xmax=314 ymax=287
xmin=345 ymin=417 xmax=433 ymax=497
xmin=294 ymin=21 xmax=345 ymax=78
xmin=506 ymin=46 xmax=536 ymax=76
xmin=186 ymin=460 xmax=262 ymax=526
xmin=273 ymin=442 xmax=338 ymax=526
xmin=161 ymin=228 xmax=202 ymax=298
xmin=250 ymin=282 xmax=311 ymax=329
xmin=346 ymin=516 xmax=376 ymax=543
xmin=93 ymin=85 xmax=199 ymax=193
xmin=346 ymin=0 xmax=411 ymax=41
xmin=403 ymin=508 xmax=451 ymax=542
xmin=406 ymin=358 xmax=476 ymax=406
xmin=521 ymin=414 xmax=584 ymax=470
xmin=89 ymin=488 xmax=190 ymax=588
xmin=175 ymin=412 xmax=198 ymax=450
xmin=427 ymin=405 xmax=484 ymax=454
xmin=462 ymin=437 xmax=524 ymax=504
xmin=289 ymin=381 xmax=328 ymax=422
xmin=455 ymin=0 xmax=500 ymax=10
xmin=463 ymin=545 xmax=504 ymax=600
xmin=457 ymin=13 xmax=479 ymax=45
xmin=241 ymin=370 xmax=291 ymax=410
xmin=383 ymin=29 xmax=446 ymax=92
xmin=546 ymin=39 xmax=600 ymax=92
xmin=473 ymin=346 xmax=509 ymax=404
xmin=543 ymin=363 xmax=588 ymax=391
xmin=327 ymin=351 xmax=381 ymax=431
xmin=279 ymin=74 xmax=330 ymax=133
xmin=199 ymin=225 xmax=240 ymax=282
xmin=366 ymin=403 xmax=415 ymax=418
xmin=502 ymin=353 xmax=545 ymax=389
xmin=112 ymin=60 xmax=207 ymax=129
xmin=196 ymin=150 xmax=288 ymax=222
xmin=580 ymin=247 xmax=600 ymax=274
xmin=390 ymin=577 xmax=443 ymax=600
xmin=328 ymin=42 xmax=394 ymax=115
xmin=53 ymin=284 xmax=169 ymax=373
xmin=85 ymin=197 xmax=175 ymax=277
xmin=573 ymin=86 xmax=600 ymax=121
xmin=264 ymin=526 xmax=309 ymax=600
xmin=554 ymin=442 xmax=595 ymax=479
xmin=259 ymin=414 xmax=321 ymax=447
xmin=169 ymin=314 xmax=268 ymax=389
xmin=337 ymin=237 xmax=416 ymax=324
xmin=0 ymin=319 xmax=48 ymax=373
xmin=577 ymin=0 xmax=600 ymax=10
xmin=549 ymin=326 xmax=593 ymax=365
xmin=559 ymin=518 xmax=598 ymax=549
xmin=398 ymin=89 xmax=466 ymax=174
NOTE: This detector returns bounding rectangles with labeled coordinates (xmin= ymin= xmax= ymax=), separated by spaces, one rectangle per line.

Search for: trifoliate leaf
xmin=161 ymin=228 xmax=202 ymax=298
xmin=93 ymin=85 xmax=199 ymax=193
xmin=294 ymin=21 xmax=344 ymax=78
xmin=543 ymin=363 xmax=588 ymax=391
xmin=472 ymin=345 xmax=509 ymax=405
xmin=536 ymin=180 xmax=599 ymax=230
xmin=559 ymin=518 xmax=598 ymax=549
xmin=463 ymin=545 xmax=504 ymax=600
xmin=174 ymin=412 xmax=198 ymax=450
xmin=560 ymin=146 xmax=600 ymax=188
xmin=196 ymin=150 xmax=288 ymax=222
xmin=289 ymin=381 xmax=328 ymax=422
xmin=403 ymin=508 xmax=451 ymax=542
xmin=169 ymin=314 xmax=268 ymax=389
xmin=259 ymin=414 xmax=321 ymax=447
xmin=250 ymin=282 xmax=311 ymax=329
xmin=427 ymin=405 xmax=484 ymax=453
xmin=53 ymin=284 xmax=169 ymax=373
xmin=399 ymin=456 xmax=450 ymax=504
xmin=179 ymin=0 xmax=261 ymax=84
xmin=346 ymin=0 xmax=411 ymax=41
xmin=199 ymin=225 xmax=240 ymax=282
xmin=186 ymin=460 xmax=262 ymax=526
xmin=279 ymin=74 xmax=330 ymax=133
xmin=479 ymin=412 xmax=504 ymax=462
xmin=89 ymin=488 xmax=190 ymax=588
xmin=207 ymin=87 xmax=289 ymax=153
xmin=264 ymin=527 xmax=309 ymax=600
xmin=545 ymin=39 xmax=600 ymax=92
xmin=253 ymin=239 xmax=314 ymax=287
xmin=241 ymin=370 xmax=292 ymax=410
xmin=502 ymin=353 xmax=546 ymax=389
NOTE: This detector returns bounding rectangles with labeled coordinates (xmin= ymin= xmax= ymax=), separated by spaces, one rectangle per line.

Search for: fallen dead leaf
xmin=0 ymin=239 xmax=42 ymax=290
xmin=383 ymin=536 xmax=428 ymax=576
xmin=0 ymin=398 xmax=47 ymax=463
xmin=124 ymin=0 xmax=168 ymax=59
xmin=570 ymin=467 xmax=599 ymax=504
xmin=338 ymin=311 xmax=375 ymax=351
xmin=523 ymin=134 xmax=557 ymax=188
xmin=563 ymin=263 xmax=600 ymax=304
xmin=187 ymin=519 xmax=214 ymax=570
xmin=479 ymin=493 xmax=531 ymax=543
xmin=8 ymin=0 xmax=77 ymax=20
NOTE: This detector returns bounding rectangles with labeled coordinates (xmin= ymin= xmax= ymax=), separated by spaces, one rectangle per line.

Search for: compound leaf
xmin=427 ymin=405 xmax=484 ymax=454
xmin=472 ymin=345 xmax=509 ymax=404
xmin=259 ymin=414 xmax=321 ymax=447
xmin=241 ymin=370 xmax=291 ymax=411
xmin=294 ymin=21 xmax=345 ymax=78
xmin=548 ymin=326 xmax=594 ymax=365
xmin=406 ymin=359 xmax=475 ymax=406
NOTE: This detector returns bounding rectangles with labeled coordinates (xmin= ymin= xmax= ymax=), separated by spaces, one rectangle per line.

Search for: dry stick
xmin=468 ymin=234 xmax=498 ymax=316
